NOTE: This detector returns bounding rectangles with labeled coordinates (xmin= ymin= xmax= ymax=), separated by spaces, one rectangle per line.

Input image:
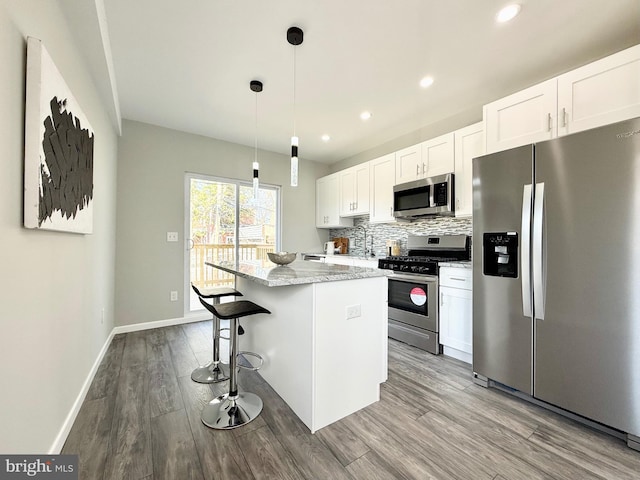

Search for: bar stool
xmin=190 ymin=284 xmax=242 ymax=384
xmin=198 ymin=297 xmax=270 ymax=429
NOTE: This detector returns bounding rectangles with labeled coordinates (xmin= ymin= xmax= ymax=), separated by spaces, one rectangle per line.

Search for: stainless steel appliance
xmin=393 ymin=173 xmax=455 ymax=218
xmin=472 ymin=117 xmax=640 ymax=451
xmin=379 ymin=234 xmax=470 ymax=354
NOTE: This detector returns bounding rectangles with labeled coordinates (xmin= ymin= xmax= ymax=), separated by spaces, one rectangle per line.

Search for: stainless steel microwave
xmin=393 ymin=173 xmax=455 ymax=218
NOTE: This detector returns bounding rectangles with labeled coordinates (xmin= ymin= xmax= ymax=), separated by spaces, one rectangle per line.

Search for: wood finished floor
xmin=62 ymin=320 xmax=640 ymax=479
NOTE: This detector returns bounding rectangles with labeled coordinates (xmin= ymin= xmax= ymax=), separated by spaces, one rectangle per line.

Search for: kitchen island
xmin=205 ymin=259 xmax=388 ymax=433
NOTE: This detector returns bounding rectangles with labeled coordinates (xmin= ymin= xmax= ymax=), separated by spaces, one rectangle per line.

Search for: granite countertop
xmin=301 ymin=252 xmax=384 ymax=260
xmin=438 ymin=261 xmax=472 ymax=269
xmin=206 ymin=258 xmax=388 ymax=287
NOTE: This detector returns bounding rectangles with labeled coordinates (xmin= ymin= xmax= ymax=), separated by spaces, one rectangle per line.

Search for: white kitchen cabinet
xmin=369 ymin=153 xmax=397 ymax=223
xmin=557 ymin=44 xmax=640 ymax=137
xmin=339 ymin=163 xmax=370 ymax=216
xmin=453 ymin=122 xmax=484 ymax=217
xmin=316 ymin=173 xmax=353 ymax=228
xmin=439 ymin=267 xmax=472 ymax=364
xmin=484 ymin=44 xmax=640 ymax=154
xmin=484 ymin=79 xmax=557 ymax=154
xmin=394 ymin=144 xmax=422 ymax=184
xmin=395 ymin=134 xmax=455 ymax=184
xmin=421 ymin=132 xmax=455 ymax=177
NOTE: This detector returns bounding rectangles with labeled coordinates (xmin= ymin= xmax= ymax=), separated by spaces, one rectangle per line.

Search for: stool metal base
xmin=201 ymin=392 xmax=263 ymax=429
xmin=191 ymin=361 xmax=229 ymax=384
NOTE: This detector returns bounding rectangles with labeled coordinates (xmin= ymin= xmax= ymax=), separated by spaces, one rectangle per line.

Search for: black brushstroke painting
xmin=39 ymin=96 xmax=94 ymax=226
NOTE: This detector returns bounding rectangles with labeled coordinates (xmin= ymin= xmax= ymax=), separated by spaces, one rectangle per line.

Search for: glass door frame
xmin=183 ymin=172 xmax=282 ymax=315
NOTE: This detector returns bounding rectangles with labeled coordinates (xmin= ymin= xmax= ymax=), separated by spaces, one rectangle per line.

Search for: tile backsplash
xmin=329 ymin=216 xmax=472 ymax=257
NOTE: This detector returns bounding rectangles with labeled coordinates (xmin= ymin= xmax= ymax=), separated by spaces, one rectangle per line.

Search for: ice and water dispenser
xmin=483 ymin=232 xmax=518 ymax=278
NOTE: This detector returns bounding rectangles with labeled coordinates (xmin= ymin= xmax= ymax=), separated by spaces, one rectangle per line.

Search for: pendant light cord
xmin=254 ymin=90 xmax=258 ymax=162
xmin=292 ymin=46 xmax=297 ymax=136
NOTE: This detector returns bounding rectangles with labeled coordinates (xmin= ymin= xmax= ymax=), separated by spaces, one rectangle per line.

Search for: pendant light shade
xmin=250 ymin=80 xmax=263 ymax=196
xmin=290 ymin=136 xmax=299 ymax=186
xmin=287 ymin=26 xmax=303 ymax=187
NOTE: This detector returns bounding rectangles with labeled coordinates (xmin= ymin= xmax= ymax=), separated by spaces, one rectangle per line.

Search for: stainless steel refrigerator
xmin=472 ymin=116 xmax=640 ymax=450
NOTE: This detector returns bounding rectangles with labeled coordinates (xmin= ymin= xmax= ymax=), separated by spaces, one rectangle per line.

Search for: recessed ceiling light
xmin=321 ymin=134 xmax=331 ymax=142
xmin=360 ymin=111 xmax=372 ymax=121
xmin=420 ymin=76 xmax=434 ymax=88
xmin=496 ymin=4 xmax=521 ymax=23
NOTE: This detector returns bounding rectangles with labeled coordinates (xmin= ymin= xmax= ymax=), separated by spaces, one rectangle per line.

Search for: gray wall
xmin=115 ymin=120 xmax=329 ymax=327
xmin=330 ymin=108 xmax=483 ymax=173
xmin=0 ymin=1 xmax=118 ymax=453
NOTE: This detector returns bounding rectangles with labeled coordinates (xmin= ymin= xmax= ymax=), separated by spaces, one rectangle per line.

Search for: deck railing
xmin=190 ymin=243 xmax=275 ymax=288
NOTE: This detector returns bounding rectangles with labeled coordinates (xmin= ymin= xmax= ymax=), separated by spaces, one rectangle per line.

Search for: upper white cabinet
xmin=369 ymin=153 xmax=396 ymax=223
xmin=339 ymin=163 xmax=370 ymax=217
xmin=316 ymin=173 xmax=353 ymax=229
xmin=485 ymin=44 xmax=640 ymax=154
xmin=394 ymin=144 xmax=422 ymax=184
xmin=557 ymin=44 xmax=640 ymax=137
xmin=422 ymin=132 xmax=455 ymax=177
xmin=453 ymin=122 xmax=484 ymax=218
xmin=484 ymin=79 xmax=557 ymax=154
xmin=395 ymin=133 xmax=455 ymax=184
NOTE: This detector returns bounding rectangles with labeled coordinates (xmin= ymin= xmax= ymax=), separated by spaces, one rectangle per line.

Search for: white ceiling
xmin=80 ymin=0 xmax=640 ymax=164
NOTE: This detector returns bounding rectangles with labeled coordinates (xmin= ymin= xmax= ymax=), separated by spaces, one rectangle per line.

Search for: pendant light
xmin=250 ymin=79 xmax=263 ymax=196
xmin=287 ymin=26 xmax=303 ymax=187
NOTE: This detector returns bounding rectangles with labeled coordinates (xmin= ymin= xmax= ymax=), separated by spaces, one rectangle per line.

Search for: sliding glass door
xmin=185 ymin=173 xmax=280 ymax=312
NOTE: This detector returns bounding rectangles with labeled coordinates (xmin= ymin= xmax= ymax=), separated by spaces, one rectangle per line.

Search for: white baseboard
xmin=49 ymin=312 xmax=210 ymax=453
xmin=112 ymin=312 xmax=210 ymax=335
xmin=443 ymin=346 xmax=472 ymax=365
xmin=48 ymin=329 xmax=115 ymax=454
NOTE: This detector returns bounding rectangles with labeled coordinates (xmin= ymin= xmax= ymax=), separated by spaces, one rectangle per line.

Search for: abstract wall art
xmin=24 ymin=36 xmax=95 ymax=234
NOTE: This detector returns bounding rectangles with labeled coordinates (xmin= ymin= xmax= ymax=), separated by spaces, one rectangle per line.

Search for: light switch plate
xmin=167 ymin=232 xmax=178 ymax=242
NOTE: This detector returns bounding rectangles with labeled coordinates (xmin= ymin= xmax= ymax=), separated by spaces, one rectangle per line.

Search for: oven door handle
xmin=388 ymin=273 xmax=438 ymax=283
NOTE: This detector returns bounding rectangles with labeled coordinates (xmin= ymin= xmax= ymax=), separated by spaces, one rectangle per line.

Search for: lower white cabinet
xmin=439 ymin=267 xmax=472 ymax=364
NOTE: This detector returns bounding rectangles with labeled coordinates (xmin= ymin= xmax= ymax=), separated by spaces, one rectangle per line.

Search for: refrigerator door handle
xmin=521 ymin=184 xmax=533 ymax=317
xmin=533 ymin=182 xmax=545 ymax=320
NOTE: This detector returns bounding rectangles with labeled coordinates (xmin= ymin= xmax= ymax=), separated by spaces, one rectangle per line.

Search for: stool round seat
xmin=199 ymin=298 xmax=270 ymax=430
xmin=190 ymin=284 xmax=242 ymax=384
xmin=191 ymin=285 xmax=242 ymax=300
xmin=200 ymin=299 xmax=270 ymax=320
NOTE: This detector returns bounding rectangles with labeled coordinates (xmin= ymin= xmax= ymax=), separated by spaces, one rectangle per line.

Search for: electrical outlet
xmin=170 ymin=291 xmax=178 ymax=301
xmin=101 ymin=307 xmax=105 ymax=324
xmin=167 ymin=232 xmax=179 ymax=242
xmin=346 ymin=304 xmax=361 ymax=319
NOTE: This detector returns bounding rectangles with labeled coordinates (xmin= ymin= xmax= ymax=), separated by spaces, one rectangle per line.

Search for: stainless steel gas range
xmin=378 ymin=234 xmax=470 ymax=354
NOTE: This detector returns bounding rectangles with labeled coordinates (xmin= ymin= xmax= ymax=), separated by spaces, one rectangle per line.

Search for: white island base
xmin=237 ymin=275 xmax=388 ymax=433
